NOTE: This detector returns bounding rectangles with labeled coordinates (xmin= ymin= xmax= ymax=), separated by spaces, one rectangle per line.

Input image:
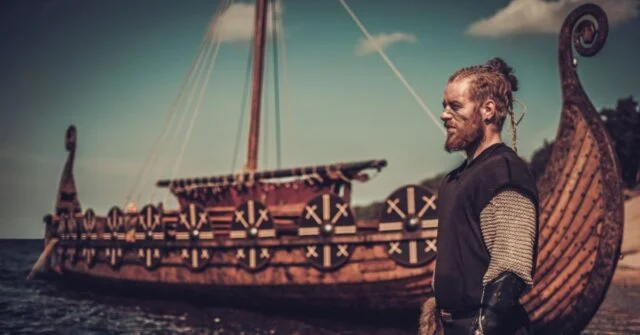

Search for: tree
xmin=600 ymin=96 xmax=640 ymax=189
xmin=529 ymin=139 xmax=554 ymax=183
xmin=357 ymin=96 xmax=639 ymax=217
xmin=420 ymin=172 xmax=446 ymax=192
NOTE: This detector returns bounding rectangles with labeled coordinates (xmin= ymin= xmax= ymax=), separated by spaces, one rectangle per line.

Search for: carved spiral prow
xmin=65 ymin=125 xmax=77 ymax=153
xmin=526 ymin=3 xmax=623 ymax=334
xmin=558 ymin=3 xmax=609 ymax=97
xmin=55 ymin=125 xmax=81 ymax=215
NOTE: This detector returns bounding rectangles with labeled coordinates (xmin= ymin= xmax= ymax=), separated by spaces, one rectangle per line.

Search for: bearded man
xmin=432 ymin=58 xmax=539 ymax=335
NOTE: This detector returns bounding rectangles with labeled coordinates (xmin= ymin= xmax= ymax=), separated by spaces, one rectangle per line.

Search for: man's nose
xmin=441 ymin=109 xmax=451 ymax=121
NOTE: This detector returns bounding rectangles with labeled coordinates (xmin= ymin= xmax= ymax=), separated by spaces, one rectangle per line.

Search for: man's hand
xmin=475 ymin=272 xmax=526 ymax=334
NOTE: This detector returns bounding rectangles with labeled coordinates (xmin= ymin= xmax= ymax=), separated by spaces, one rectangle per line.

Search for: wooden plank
xmin=58 ymin=229 xmax=438 ymax=249
xmin=527 ymin=232 xmax=599 ymax=315
xmin=534 ymin=160 xmax=600 ymax=278
xmin=523 ymin=196 xmax=602 ymax=306
xmin=540 ymin=248 xmax=597 ymax=324
xmin=539 ymin=116 xmax=588 ymax=217
xmin=59 ymin=242 xmax=433 ymax=292
xmin=539 ymin=129 xmax=592 ymax=240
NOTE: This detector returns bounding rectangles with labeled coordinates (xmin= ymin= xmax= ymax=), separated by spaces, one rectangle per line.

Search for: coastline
xmin=613 ymin=193 xmax=640 ymax=286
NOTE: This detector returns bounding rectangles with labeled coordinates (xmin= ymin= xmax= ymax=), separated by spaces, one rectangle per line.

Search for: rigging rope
xmin=149 ymin=9 xmax=223 ymax=203
xmin=271 ymin=0 xmax=282 ymax=169
xmin=231 ymin=43 xmax=255 ymax=172
xmin=162 ymin=30 xmax=223 ymax=205
xmin=125 ymin=2 xmax=228 ymax=208
xmin=338 ymin=0 xmax=446 ymax=137
xmin=150 ymin=37 xmax=218 ymax=203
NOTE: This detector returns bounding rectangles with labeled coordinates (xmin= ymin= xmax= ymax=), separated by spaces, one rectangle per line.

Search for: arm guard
xmin=475 ymin=272 xmax=526 ymax=335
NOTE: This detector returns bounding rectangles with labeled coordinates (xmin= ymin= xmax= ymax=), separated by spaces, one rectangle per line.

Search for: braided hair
xmin=448 ymin=57 xmax=520 ymax=152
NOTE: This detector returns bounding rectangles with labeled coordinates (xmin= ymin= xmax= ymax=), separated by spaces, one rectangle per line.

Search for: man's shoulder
xmin=441 ymin=145 xmax=534 ymax=187
xmin=475 ymin=145 xmax=538 ymax=202
xmin=481 ymin=145 xmax=532 ymax=177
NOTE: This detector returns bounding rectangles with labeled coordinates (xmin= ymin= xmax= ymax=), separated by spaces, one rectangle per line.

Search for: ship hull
xmin=50 ymin=232 xmax=434 ymax=315
xmin=41 ymin=3 xmax=624 ymax=334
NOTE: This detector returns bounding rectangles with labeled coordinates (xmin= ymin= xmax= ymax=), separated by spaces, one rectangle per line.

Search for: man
xmin=432 ymin=58 xmax=539 ymax=335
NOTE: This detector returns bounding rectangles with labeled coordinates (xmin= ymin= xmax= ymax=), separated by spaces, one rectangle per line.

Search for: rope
xmin=125 ymin=3 xmax=226 ymax=208
xmin=513 ymin=96 xmax=528 ymax=126
xmin=509 ymin=97 xmax=528 ymax=154
xmin=271 ymin=0 xmax=282 ymax=169
xmin=154 ymin=31 xmax=222 ymax=204
xmin=163 ymin=32 xmax=223 ymax=205
xmin=150 ymin=35 xmax=216 ymax=202
xmin=339 ymin=0 xmax=445 ymax=136
xmin=231 ymin=43 xmax=255 ymax=172
xmin=150 ymin=0 xmax=230 ymax=203
xmin=339 ymin=0 xmax=466 ymax=159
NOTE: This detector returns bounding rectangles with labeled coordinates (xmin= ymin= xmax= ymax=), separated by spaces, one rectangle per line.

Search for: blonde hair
xmin=448 ymin=57 xmax=520 ymax=152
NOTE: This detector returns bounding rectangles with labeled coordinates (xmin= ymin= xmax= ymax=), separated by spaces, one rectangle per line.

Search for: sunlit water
xmin=0 ymin=240 xmax=637 ymax=334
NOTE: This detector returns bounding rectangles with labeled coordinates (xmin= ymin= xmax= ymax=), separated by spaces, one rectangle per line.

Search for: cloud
xmin=210 ymin=1 xmax=283 ymax=43
xmin=354 ymin=32 xmax=417 ymax=57
xmin=466 ymin=0 xmax=640 ymax=38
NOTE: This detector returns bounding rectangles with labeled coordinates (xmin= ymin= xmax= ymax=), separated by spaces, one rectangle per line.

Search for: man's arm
xmin=476 ymin=188 xmax=537 ymax=334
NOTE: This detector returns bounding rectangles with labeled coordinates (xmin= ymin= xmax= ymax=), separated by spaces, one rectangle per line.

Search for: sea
xmin=1 ymin=240 xmax=638 ymax=334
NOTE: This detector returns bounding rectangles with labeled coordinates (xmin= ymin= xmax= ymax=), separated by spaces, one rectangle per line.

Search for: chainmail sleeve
xmin=480 ymin=188 xmax=537 ymax=286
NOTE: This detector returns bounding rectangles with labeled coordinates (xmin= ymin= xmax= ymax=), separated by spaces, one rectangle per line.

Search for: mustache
xmin=444 ymin=112 xmax=476 ymax=128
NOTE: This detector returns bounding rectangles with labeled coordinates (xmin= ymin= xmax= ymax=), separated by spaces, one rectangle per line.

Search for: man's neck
xmin=465 ymin=133 xmax=502 ymax=164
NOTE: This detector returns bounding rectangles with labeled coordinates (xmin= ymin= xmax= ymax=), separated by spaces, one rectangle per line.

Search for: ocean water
xmin=0 ymin=240 xmax=638 ymax=334
xmin=0 ymin=240 xmax=414 ymax=335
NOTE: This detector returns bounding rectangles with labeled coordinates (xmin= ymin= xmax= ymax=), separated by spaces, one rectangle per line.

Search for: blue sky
xmin=1 ymin=0 xmax=639 ymax=238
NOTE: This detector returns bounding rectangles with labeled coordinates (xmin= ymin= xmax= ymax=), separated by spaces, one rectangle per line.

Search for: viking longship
xmin=36 ymin=1 xmax=623 ymax=333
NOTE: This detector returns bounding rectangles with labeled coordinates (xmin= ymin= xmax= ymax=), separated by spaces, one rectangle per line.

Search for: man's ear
xmin=481 ymin=99 xmax=497 ymax=123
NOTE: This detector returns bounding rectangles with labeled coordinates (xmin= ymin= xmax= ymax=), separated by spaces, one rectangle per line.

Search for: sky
xmin=1 ymin=0 xmax=639 ymax=238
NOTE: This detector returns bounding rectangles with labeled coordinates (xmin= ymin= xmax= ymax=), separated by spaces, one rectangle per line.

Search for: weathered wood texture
xmin=520 ymin=4 xmax=623 ymax=334
xmin=44 ymin=4 xmax=623 ymax=334
xmin=54 ymin=125 xmax=81 ymax=216
xmin=53 ymin=239 xmax=434 ymax=310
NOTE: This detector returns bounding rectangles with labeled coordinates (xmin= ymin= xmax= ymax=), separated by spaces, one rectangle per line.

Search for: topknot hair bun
xmin=486 ymin=57 xmax=518 ymax=92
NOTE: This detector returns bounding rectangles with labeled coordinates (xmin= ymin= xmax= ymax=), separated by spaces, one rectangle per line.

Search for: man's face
xmin=440 ymin=77 xmax=484 ymax=153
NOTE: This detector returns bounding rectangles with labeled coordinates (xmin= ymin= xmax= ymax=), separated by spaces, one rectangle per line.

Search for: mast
xmin=246 ymin=0 xmax=269 ymax=172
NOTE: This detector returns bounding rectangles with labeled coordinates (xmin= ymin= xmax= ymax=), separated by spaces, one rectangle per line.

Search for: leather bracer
xmin=474 ymin=272 xmax=526 ymax=335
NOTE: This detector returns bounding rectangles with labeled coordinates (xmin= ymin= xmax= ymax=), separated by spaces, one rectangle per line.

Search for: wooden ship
xmin=37 ymin=2 xmax=623 ymax=334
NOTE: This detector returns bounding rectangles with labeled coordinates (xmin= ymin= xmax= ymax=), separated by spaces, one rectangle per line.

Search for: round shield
xmin=180 ymin=247 xmax=211 ymax=271
xmin=230 ymin=200 xmax=276 ymax=239
xmin=303 ymin=243 xmax=354 ymax=271
xmin=106 ymin=206 xmax=125 ymax=238
xmin=378 ymin=185 xmax=438 ymax=233
xmin=176 ymin=203 xmax=212 ymax=241
xmin=137 ymin=204 xmax=163 ymax=241
xmin=298 ymin=193 xmax=356 ymax=237
xmin=235 ymin=247 xmax=271 ymax=272
xmin=83 ymin=209 xmax=97 ymax=239
xmin=386 ymin=238 xmax=438 ymax=267
xmin=105 ymin=247 xmax=124 ymax=269
xmin=137 ymin=247 xmax=163 ymax=270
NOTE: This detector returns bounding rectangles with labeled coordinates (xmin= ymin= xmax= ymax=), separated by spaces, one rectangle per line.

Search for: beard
xmin=444 ymin=109 xmax=484 ymax=153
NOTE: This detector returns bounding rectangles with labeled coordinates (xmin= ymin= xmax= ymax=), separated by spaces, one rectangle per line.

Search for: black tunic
xmin=433 ymin=143 xmax=539 ymax=312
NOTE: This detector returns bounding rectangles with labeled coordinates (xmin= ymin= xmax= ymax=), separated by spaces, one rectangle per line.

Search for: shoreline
xmin=613 ymin=193 xmax=640 ymax=286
